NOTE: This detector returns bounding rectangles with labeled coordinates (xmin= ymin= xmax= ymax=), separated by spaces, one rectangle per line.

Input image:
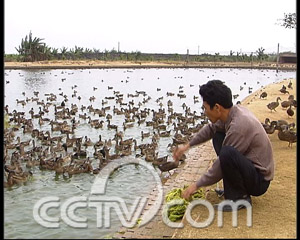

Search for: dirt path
xmin=172 ymin=78 xmax=296 ymax=238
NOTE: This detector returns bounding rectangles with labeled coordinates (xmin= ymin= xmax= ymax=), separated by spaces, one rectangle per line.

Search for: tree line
xmin=3 ymin=32 xmax=277 ymax=63
xmin=5 ymin=13 xmax=296 ymax=63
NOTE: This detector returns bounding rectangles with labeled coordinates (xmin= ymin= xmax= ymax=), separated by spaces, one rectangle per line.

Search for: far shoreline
xmin=4 ymin=60 xmax=297 ymax=71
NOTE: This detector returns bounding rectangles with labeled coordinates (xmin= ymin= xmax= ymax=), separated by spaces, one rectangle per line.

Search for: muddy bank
xmin=4 ymin=60 xmax=296 ymax=70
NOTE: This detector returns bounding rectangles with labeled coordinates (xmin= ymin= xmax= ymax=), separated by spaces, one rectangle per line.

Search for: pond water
xmin=4 ymin=67 xmax=296 ymax=239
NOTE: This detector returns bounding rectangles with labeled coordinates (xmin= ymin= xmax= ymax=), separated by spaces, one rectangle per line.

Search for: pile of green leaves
xmin=165 ymin=185 xmax=205 ymax=222
xmin=4 ymin=114 xmax=10 ymax=129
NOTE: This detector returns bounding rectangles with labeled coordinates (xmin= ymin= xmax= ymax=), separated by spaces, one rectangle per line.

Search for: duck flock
xmin=4 ymin=68 xmax=296 ymax=188
xmin=261 ymin=80 xmax=297 ymax=147
xmin=4 ymin=69 xmax=213 ymax=188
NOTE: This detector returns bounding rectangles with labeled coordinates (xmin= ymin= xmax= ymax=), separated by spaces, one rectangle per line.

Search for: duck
xmin=172 ymin=134 xmax=188 ymax=145
xmin=65 ymin=133 xmax=78 ymax=147
xmin=157 ymin=160 xmax=179 ymax=176
xmin=262 ymin=118 xmax=277 ymax=134
xmin=277 ymin=124 xmax=297 ymax=148
xmin=119 ymin=137 xmax=134 ymax=146
xmin=54 ymin=161 xmax=68 ymax=175
xmin=50 ymin=121 xmax=62 ymax=132
xmin=88 ymin=116 xmax=99 ymax=126
xmin=145 ymin=152 xmax=158 ymax=162
xmin=6 ymin=140 xmax=17 ymax=150
xmin=67 ymin=158 xmax=93 ymax=175
xmin=158 ymin=129 xmax=171 ymax=138
xmin=4 ymin=172 xmax=15 ymax=188
xmin=261 ymin=117 xmax=270 ymax=127
xmin=281 ymin=100 xmax=291 ymax=109
xmin=137 ymin=116 xmax=146 ymax=125
xmin=288 ymin=95 xmax=295 ymax=101
xmin=267 ymin=97 xmax=281 ymax=112
xmin=123 ymin=122 xmax=134 ymax=131
xmin=39 ymin=116 xmax=44 ymax=126
xmin=152 ymin=155 xmax=168 ymax=166
xmin=133 ymin=139 xmax=147 ymax=152
xmin=107 ymin=120 xmax=118 ymax=130
xmin=39 ymin=156 xmax=58 ymax=170
xmin=72 ymin=147 xmax=87 ymax=159
xmin=104 ymin=139 xmax=112 ymax=148
xmin=95 ymin=135 xmax=104 ymax=147
xmin=26 ymin=157 xmax=40 ymax=168
xmin=102 ymin=146 xmax=120 ymax=161
xmin=259 ymin=91 xmax=267 ymax=99
xmin=120 ymin=147 xmax=132 ymax=157
xmin=287 ymin=104 xmax=294 ymax=118
xmin=4 ymin=161 xmax=23 ymax=174
xmin=4 ymin=171 xmax=33 ymax=187
xmin=83 ymin=136 xmax=93 ymax=147
xmin=279 ymin=88 xmax=289 ymax=95
xmin=93 ymin=120 xmax=104 ymax=129
xmin=274 ymin=119 xmax=289 ymax=130
xmin=21 ymin=125 xmax=33 ymax=134
xmin=141 ymin=131 xmax=151 ymax=140
xmin=50 ymin=139 xmax=64 ymax=153
xmin=93 ymin=145 xmax=103 ymax=158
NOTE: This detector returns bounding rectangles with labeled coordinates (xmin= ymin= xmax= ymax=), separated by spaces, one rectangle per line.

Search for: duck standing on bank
xmin=267 ymin=97 xmax=281 ymax=112
xmin=287 ymin=104 xmax=294 ymax=118
xmin=157 ymin=159 xmax=179 ymax=176
xmin=260 ymin=91 xmax=267 ymax=99
xmin=277 ymin=124 xmax=297 ymax=148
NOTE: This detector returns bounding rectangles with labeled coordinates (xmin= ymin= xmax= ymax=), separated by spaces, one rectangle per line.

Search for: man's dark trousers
xmin=212 ymin=131 xmax=270 ymax=201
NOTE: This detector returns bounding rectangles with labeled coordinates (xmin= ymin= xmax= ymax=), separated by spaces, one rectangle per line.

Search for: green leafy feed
xmin=165 ymin=185 xmax=205 ymax=222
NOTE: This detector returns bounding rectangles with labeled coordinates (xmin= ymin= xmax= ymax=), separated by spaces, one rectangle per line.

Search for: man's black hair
xmin=199 ymin=80 xmax=233 ymax=109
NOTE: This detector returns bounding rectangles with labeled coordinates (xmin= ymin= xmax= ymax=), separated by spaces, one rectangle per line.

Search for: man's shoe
xmin=214 ymin=196 xmax=252 ymax=212
xmin=215 ymin=188 xmax=224 ymax=198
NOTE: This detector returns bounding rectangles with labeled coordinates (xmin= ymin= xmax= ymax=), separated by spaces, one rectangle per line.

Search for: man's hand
xmin=181 ymin=182 xmax=198 ymax=200
xmin=173 ymin=143 xmax=190 ymax=162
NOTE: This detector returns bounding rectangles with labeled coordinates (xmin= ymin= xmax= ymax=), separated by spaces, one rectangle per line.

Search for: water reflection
xmin=23 ymin=70 xmax=50 ymax=90
xmin=24 ymin=76 xmax=47 ymax=90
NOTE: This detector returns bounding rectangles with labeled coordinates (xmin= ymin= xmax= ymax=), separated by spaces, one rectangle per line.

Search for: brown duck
xmin=152 ymin=155 xmax=168 ymax=166
xmin=287 ymin=104 xmax=294 ymax=118
xmin=157 ymin=160 xmax=179 ymax=175
xmin=262 ymin=118 xmax=277 ymax=134
xmin=259 ymin=91 xmax=267 ymax=99
xmin=277 ymin=125 xmax=297 ymax=148
xmin=267 ymin=97 xmax=281 ymax=112
xmin=281 ymin=100 xmax=292 ymax=109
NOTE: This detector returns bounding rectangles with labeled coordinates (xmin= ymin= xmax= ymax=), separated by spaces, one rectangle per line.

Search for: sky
xmin=4 ymin=0 xmax=296 ymax=55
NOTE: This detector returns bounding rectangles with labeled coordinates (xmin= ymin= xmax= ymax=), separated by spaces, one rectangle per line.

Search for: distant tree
xmin=278 ymin=13 xmax=296 ymax=29
xmin=236 ymin=51 xmax=240 ymax=59
xmin=43 ymin=46 xmax=52 ymax=60
xmin=256 ymin=47 xmax=268 ymax=61
xmin=135 ymin=51 xmax=141 ymax=61
xmin=51 ymin=47 xmax=59 ymax=59
xmin=241 ymin=53 xmax=248 ymax=61
xmin=15 ymin=31 xmax=49 ymax=61
xmin=74 ymin=46 xmax=84 ymax=59
xmin=110 ymin=48 xmax=117 ymax=54
xmin=85 ymin=48 xmax=93 ymax=53
xmin=214 ymin=52 xmax=220 ymax=62
xmin=60 ymin=47 xmax=68 ymax=60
